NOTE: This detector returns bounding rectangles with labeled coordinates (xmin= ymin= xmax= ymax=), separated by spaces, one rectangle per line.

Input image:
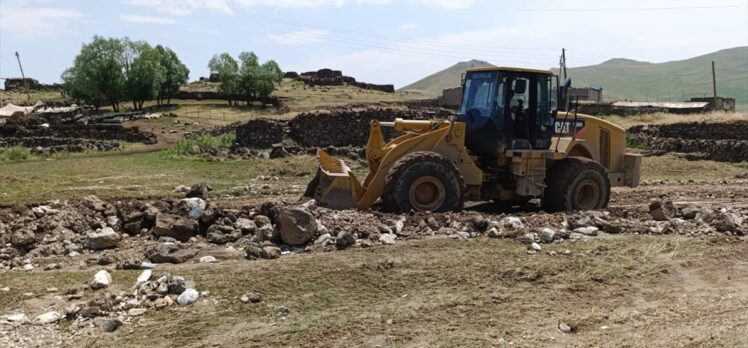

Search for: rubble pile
xmin=629 ymin=121 xmax=748 ymax=162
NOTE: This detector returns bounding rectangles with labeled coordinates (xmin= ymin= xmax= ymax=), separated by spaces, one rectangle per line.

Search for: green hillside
xmin=402 ymin=47 xmax=748 ymax=108
xmin=399 ymin=59 xmax=493 ymax=95
xmin=554 ymin=47 xmax=748 ymax=107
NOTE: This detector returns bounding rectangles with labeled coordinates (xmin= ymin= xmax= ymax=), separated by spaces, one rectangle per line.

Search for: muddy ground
xmin=0 ymin=180 xmax=746 ymax=348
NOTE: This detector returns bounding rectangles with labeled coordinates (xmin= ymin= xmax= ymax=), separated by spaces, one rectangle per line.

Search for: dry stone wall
xmin=629 ymin=121 xmax=748 ymax=141
xmin=234 ymin=108 xmax=432 ymax=148
xmin=629 ymin=121 xmax=748 ymax=162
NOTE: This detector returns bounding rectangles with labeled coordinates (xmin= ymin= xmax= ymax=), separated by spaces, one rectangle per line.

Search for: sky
xmin=1 ymin=0 xmax=747 ymax=88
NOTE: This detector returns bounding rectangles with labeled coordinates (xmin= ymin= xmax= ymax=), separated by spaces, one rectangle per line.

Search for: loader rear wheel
xmin=383 ymin=152 xmax=465 ymax=213
xmin=541 ymin=157 xmax=610 ymax=212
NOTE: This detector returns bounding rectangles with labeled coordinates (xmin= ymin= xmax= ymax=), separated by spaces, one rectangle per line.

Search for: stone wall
xmin=1 ymin=124 xmax=157 ymax=145
xmin=628 ymin=121 xmax=748 ymax=141
xmin=234 ymin=108 xmax=432 ymax=148
xmin=285 ymin=69 xmax=395 ymax=93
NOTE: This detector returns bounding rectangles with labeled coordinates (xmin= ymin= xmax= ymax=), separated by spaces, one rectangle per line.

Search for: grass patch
xmin=0 ymin=146 xmax=32 ymax=162
xmin=167 ymin=133 xmax=236 ymax=157
xmin=600 ymin=111 xmax=747 ymax=129
xmin=640 ymin=153 xmax=746 ymax=181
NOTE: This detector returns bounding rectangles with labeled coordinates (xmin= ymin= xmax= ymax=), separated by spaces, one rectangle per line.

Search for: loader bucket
xmin=304 ymin=149 xmax=364 ymax=210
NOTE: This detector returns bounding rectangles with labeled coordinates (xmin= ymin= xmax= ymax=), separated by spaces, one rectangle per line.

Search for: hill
xmin=554 ymin=47 xmax=748 ymax=107
xmin=401 ymin=47 xmax=748 ymax=108
xmin=399 ymin=59 xmax=493 ymax=95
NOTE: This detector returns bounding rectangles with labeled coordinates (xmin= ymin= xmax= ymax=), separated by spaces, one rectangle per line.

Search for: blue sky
xmin=1 ymin=0 xmax=747 ymax=87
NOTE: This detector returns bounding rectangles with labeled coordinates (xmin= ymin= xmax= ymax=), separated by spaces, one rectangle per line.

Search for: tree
xmin=208 ymin=53 xmax=240 ymax=105
xmin=156 ymin=45 xmax=189 ymax=106
xmin=126 ymin=44 xmax=163 ymax=110
xmin=209 ymin=52 xmax=283 ymax=106
xmin=62 ymin=36 xmax=127 ymax=111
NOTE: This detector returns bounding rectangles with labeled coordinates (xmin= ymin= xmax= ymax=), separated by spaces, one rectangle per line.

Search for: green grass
xmin=0 ymin=146 xmax=31 ymax=162
xmin=167 ymin=133 xmax=236 ymax=157
xmin=0 ymin=150 xmax=317 ymax=205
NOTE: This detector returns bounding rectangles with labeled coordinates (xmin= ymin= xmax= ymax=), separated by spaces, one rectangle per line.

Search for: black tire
xmin=541 ymin=157 xmax=610 ymax=212
xmin=382 ymin=152 xmax=465 ymax=213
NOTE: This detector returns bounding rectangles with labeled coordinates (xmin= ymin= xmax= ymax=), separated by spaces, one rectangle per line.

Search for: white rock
xmin=35 ymin=311 xmax=61 ymax=324
xmin=502 ymin=217 xmax=525 ymax=230
xmin=181 ymin=198 xmax=206 ymax=219
xmin=22 ymin=264 xmax=34 ymax=271
xmin=393 ymin=219 xmax=405 ymax=234
xmin=177 ymin=288 xmax=199 ymax=305
xmin=136 ymin=270 xmax=152 ymax=286
xmin=538 ymin=228 xmax=556 ymax=243
xmin=127 ymin=308 xmax=147 ymax=317
xmin=573 ymin=226 xmax=599 ymax=236
xmin=486 ymin=227 xmax=501 ymax=238
xmin=4 ymin=313 xmax=28 ymax=323
xmin=314 ymin=233 xmax=333 ymax=246
xmin=379 ymin=233 xmax=397 ymax=245
xmin=90 ymin=270 xmax=112 ymax=290
xmin=531 ymin=242 xmax=542 ymax=251
xmin=86 ymin=227 xmax=122 ymax=250
xmin=140 ymin=261 xmax=157 ymax=269
xmin=199 ymin=256 xmax=219 ymax=264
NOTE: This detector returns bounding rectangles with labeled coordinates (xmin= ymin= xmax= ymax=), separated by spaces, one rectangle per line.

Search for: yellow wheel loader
xmin=305 ymin=67 xmax=641 ymax=213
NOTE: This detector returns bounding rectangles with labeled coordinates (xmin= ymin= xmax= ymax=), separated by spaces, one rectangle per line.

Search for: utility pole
xmin=711 ymin=61 xmax=717 ymax=98
xmin=561 ymin=48 xmax=568 ymax=81
xmin=15 ymin=52 xmax=31 ymax=104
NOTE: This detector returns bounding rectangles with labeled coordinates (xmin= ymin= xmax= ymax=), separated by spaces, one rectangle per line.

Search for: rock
xmin=82 ymin=195 xmax=107 ymax=212
xmin=177 ymin=288 xmax=199 ymax=305
xmin=168 ymin=276 xmax=186 ymax=294
xmin=269 ymin=144 xmax=291 ymax=159
xmin=538 ymin=228 xmax=556 ymax=243
xmin=245 ymin=292 xmax=262 ymax=303
xmin=558 ymin=321 xmax=572 ymax=333
xmin=470 ymin=216 xmax=489 ymax=232
xmin=517 ymin=233 xmax=536 ymax=245
xmin=649 ymin=199 xmax=675 ymax=221
xmin=379 ymin=233 xmax=397 ymax=245
xmin=153 ymin=295 xmax=174 ymax=309
xmin=186 ymin=182 xmax=212 ymax=199
xmin=486 ymin=227 xmax=501 ymax=238
xmin=153 ymin=213 xmax=198 ymax=242
xmin=90 ymin=270 xmax=112 ymax=290
xmin=199 ymin=256 xmax=219 ymax=263
xmin=314 ymin=233 xmax=333 ymax=246
xmin=426 ymin=217 xmax=440 ymax=230
xmin=276 ymin=305 xmax=290 ymax=315
xmin=530 ymin=242 xmax=542 ymax=251
xmin=502 ymin=217 xmax=525 ymax=231
xmin=86 ymin=227 xmax=122 ymax=250
xmin=136 ymin=270 xmax=152 ymax=286
xmin=22 ymin=264 xmax=34 ymax=271
xmin=93 ymin=318 xmax=123 ymax=332
xmin=181 ymin=198 xmax=206 ymax=219
xmin=127 ymin=308 xmax=147 ymax=317
xmin=173 ymin=185 xmax=190 ymax=193
xmin=146 ymin=244 xmax=199 ymax=264
xmin=680 ymin=205 xmax=700 ymax=220
xmin=235 ymin=218 xmax=256 ymax=233
xmin=275 ymin=208 xmax=318 ymax=246
xmin=36 ymin=311 xmax=62 ymax=324
xmin=393 ymin=219 xmax=405 ymax=235
xmin=206 ymin=224 xmax=242 ymax=244
xmin=253 ymin=214 xmax=272 ymax=228
xmin=4 ymin=313 xmax=28 ymax=323
xmin=573 ymin=226 xmax=599 ymax=236
xmin=262 ymin=246 xmax=281 ymax=259
xmin=336 ymin=231 xmax=356 ymax=249
xmin=11 ymin=228 xmax=37 ymax=248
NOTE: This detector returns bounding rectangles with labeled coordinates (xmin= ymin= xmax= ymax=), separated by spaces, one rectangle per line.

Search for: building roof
xmin=465 ymin=66 xmax=554 ymax=75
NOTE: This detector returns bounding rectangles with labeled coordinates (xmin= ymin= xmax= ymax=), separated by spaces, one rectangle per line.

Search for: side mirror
xmin=564 ymin=78 xmax=572 ymax=89
xmin=514 ymin=79 xmax=527 ymax=94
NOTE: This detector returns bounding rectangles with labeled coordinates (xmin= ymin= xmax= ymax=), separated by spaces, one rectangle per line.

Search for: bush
xmin=168 ymin=134 xmax=236 ymax=157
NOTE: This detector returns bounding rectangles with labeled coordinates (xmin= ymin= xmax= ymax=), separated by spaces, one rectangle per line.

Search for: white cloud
xmin=0 ymin=5 xmax=83 ymax=38
xmin=409 ymin=0 xmax=473 ymax=9
xmin=120 ymin=14 xmax=177 ymax=25
xmin=400 ymin=23 xmax=417 ymax=30
xmin=234 ymin=0 xmax=345 ymax=7
xmin=267 ymin=28 xmax=330 ymax=45
xmin=122 ymin=0 xmax=233 ymax=16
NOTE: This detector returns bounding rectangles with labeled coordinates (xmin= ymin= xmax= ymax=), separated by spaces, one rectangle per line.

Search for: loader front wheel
xmin=541 ymin=157 xmax=610 ymax=212
xmin=383 ymin=152 xmax=465 ymax=213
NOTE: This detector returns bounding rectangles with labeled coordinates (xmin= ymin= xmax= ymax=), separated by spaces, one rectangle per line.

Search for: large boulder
xmin=206 ymin=224 xmax=242 ymax=244
xmin=153 ymin=213 xmax=198 ymax=242
xmin=275 ymin=208 xmax=318 ymax=246
xmin=86 ymin=227 xmax=122 ymax=250
xmin=146 ymin=244 xmax=199 ymax=264
xmin=186 ymin=182 xmax=212 ymax=199
xmin=11 ymin=228 xmax=37 ymax=248
xmin=180 ymin=198 xmax=206 ymax=219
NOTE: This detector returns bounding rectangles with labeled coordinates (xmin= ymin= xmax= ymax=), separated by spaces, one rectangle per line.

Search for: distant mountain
xmin=554 ymin=47 xmax=748 ymax=107
xmin=401 ymin=47 xmax=748 ymax=108
xmin=399 ymin=59 xmax=493 ymax=95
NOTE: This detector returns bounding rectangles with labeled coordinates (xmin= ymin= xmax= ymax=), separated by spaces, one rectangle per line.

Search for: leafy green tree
xmin=126 ymin=44 xmax=163 ymax=110
xmin=209 ymin=53 xmax=240 ymax=105
xmin=209 ymin=52 xmax=283 ymax=106
xmin=156 ymin=45 xmax=189 ymax=106
xmin=62 ymin=36 xmax=126 ymax=111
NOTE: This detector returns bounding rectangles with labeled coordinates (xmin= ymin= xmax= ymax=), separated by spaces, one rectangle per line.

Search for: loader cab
xmin=459 ymin=67 xmax=559 ymax=159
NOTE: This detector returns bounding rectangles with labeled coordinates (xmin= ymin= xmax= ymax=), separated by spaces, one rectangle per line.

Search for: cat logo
xmin=554 ymin=120 xmax=586 ymax=135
